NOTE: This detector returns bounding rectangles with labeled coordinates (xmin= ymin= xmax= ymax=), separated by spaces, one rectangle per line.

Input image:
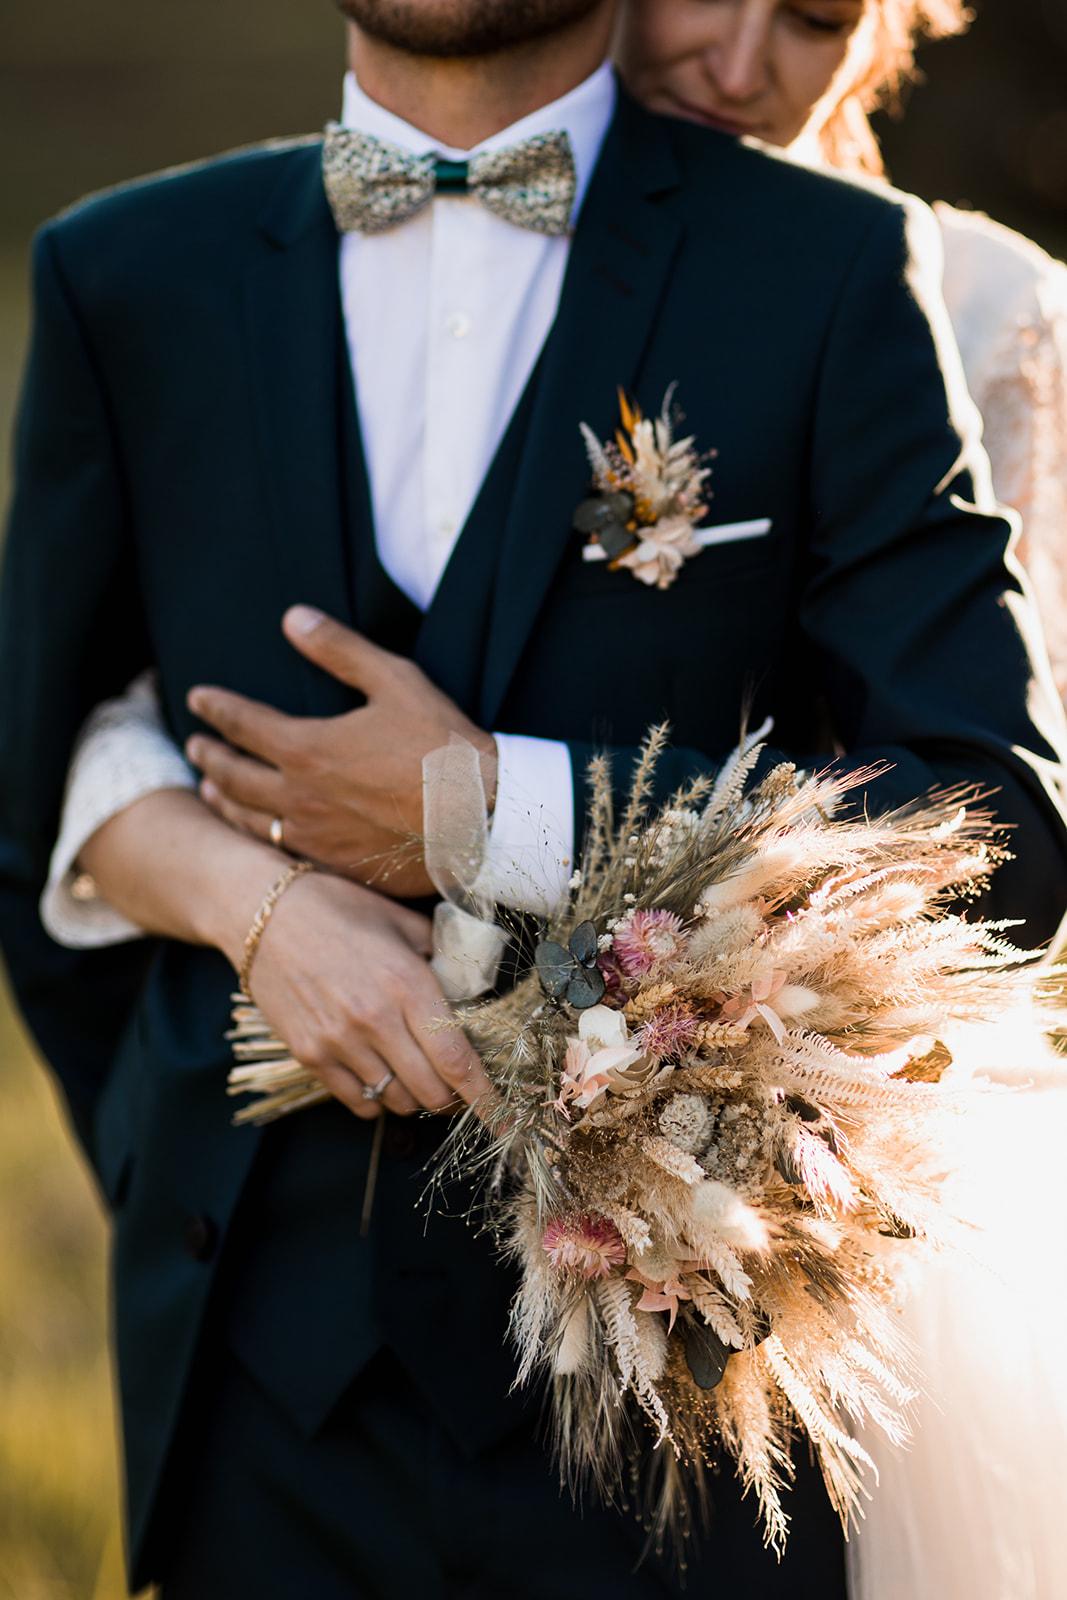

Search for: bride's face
xmin=616 ymin=0 xmax=869 ymax=148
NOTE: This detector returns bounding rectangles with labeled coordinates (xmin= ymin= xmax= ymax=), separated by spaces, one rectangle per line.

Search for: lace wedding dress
xmin=846 ymin=208 xmax=1067 ymax=1600
xmin=40 ymin=200 xmax=1067 ymax=1600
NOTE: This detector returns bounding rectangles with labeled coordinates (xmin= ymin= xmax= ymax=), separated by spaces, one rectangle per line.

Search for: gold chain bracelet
xmin=237 ymin=859 xmax=315 ymax=999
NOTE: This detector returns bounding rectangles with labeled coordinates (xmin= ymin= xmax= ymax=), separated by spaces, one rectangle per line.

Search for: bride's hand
xmin=224 ymin=866 xmax=493 ymax=1121
xmin=185 ymin=606 xmax=498 ymax=898
xmin=78 ymin=787 xmax=491 ymax=1122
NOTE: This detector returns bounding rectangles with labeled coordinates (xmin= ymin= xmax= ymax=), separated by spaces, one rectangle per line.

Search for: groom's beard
xmin=335 ymin=0 xmax=607 ymax=58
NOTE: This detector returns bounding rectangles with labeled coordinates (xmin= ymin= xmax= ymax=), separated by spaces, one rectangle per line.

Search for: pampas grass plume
xmin=691 ymin=1179 xmax=770 ymax=1253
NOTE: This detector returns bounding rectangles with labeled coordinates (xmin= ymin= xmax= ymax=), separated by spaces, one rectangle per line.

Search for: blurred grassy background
xmin=0 ymin=2 xmax=1064 ymax=1595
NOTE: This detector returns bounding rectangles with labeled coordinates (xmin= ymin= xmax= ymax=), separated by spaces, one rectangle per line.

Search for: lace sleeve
xmin=979 ymin=305 xmax=1067 ymax=696
xmin=40 ymin=670 xmax=196 ymax=948
xmin=939 ymin=208 xmax=1067 ymax=700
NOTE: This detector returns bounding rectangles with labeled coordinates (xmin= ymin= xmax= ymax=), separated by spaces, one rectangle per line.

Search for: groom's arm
xmin=173 ymin=196 xmax=1067 ymax=945
xmin=0 ymin=224 xmax=156 ymax=1136
xmin=571 ymin=197 xmax=1067 ymax=946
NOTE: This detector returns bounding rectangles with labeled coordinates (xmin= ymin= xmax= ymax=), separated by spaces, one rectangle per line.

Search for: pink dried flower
xmin=553 ymin=1008 xmax=645 ymax=1117
xmin=637 ymin=1004 xmax=701 ymax=1062
xmin=543 ymin=1214 xmax=627 ymax=1278
xmin=596 ymin=949 xmax=626 ymax=996
xmin=612 ymin=909 xmax=687 ymax=978
xmin=626 ymin=1265 xmax=693 ymax=1332
xmin=719 ymin=969 xmax=788 ymax=1042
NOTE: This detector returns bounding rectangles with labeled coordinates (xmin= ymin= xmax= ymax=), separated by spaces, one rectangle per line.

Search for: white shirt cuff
xmin=41 ymin=671 xmax=197 ymax=948
xmin=480 ymin=732 xmax=575 ymax=917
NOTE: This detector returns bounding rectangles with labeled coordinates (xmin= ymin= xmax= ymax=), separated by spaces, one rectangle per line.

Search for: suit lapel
xmin=478 ymin=92 xmax=686 ymax=727
xmin=244 ymin=143 xmax=362 ymax=716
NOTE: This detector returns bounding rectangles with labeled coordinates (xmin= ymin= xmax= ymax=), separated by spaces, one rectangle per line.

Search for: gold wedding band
xmin=362 ymin=1070 xmax=395 ymax=1103
xmin=269 ymin=816 xmax=285 ymax=849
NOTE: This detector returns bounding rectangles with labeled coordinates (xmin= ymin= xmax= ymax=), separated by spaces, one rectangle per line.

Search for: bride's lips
xmin=664 ymin=94 xmax=763 ymax=137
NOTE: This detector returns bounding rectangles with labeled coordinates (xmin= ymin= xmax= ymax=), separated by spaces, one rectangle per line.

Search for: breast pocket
xmin=567 ymin=515 xmax=780 ymax=601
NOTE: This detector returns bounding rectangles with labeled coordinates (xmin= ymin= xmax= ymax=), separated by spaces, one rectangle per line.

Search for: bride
xmin=43 ymin=4 xmax=1067 ymax=1597
xmin=620 ymin=9 xmax=1067 ymax=1599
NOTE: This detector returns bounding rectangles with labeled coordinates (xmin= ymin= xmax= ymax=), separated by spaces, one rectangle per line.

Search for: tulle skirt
xmin=848 ymin=1023 xmax=1067 ymax=1600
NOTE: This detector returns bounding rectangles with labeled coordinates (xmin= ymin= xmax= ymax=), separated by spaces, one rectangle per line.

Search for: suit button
xmin=183 ymin=1213 xmax=218 ymax=1262
xmin=384 ymin=1119 xmax=418 ymax=1159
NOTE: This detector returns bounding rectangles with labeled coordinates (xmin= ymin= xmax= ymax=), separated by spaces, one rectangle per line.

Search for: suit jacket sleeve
xmin=569 ymin=198 xmax=1067 ymax=948
xmin=0 ymin=224 xmax=155 ymax=1143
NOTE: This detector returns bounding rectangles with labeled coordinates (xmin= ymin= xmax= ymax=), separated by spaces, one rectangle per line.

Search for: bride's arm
xmin=939 ymin=211 xmax=1067 ymax=701
xmin=40 ymin=670 xmax=197 ymax=945
xmin=75 ymin=782 xmax=490 ymax=1120
xmin=78 ymin=784 xmax=279 ymax=963
xmin=984 ymin=273 xmax=1067 ymax=700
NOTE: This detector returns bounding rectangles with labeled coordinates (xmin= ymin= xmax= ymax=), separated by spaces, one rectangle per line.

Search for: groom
xmin=2 ymin=0 xmax=1066 ymax=1594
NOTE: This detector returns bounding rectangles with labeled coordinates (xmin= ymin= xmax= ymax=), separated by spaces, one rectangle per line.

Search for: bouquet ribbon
xmin=422 ymin=737 xmax=508 ymax=1001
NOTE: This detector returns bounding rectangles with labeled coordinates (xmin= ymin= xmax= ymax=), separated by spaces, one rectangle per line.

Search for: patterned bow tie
xmin=321 ymin=124 xmax=577 ymax=237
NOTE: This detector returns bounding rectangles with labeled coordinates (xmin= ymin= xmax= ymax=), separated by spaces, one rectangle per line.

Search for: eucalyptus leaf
xmin=534 ymin=923 xmax=606 ymax=1009
xmin=535 ymin=940 xmax=575 ymax=999
xmin=566 ymin=965 xmax=606 ymax=1011
xmin=684 ymin=1319 xmax=731 ymax=1390
xmin=569 ymin=921 xmax=599 ymax=965
xmin=596 ymin=521 xmax=637 ymax=560
xmin=573 ymin=491 xmax=633 ymax=536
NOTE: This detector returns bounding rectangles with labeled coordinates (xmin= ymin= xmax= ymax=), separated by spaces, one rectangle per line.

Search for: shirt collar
xmin=340 ymin=60 xmax=616 ymax=218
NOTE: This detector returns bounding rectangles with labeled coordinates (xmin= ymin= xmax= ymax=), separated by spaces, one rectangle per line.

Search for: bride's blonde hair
xmin=819 ymin=0 xmax=972 ymax=175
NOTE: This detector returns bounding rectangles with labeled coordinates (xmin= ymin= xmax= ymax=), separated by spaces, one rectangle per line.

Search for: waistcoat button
xmin=183 ymin=1212 xmax=218 ymax=1263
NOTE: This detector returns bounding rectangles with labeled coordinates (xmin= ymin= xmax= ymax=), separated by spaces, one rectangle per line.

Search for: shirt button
xmin=445 ymin=310 xmax=472 ymax=339
xmin=437 ymin=517 xmax=456 ymax=540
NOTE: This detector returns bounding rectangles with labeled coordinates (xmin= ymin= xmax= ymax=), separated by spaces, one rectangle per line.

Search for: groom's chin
xmin=335 ymin=0 xmax=607 ymax=58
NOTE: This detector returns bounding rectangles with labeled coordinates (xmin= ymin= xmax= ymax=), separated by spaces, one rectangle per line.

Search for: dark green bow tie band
xmin=322 ymin=125 xmax=577 ymax=237
xmin=433 ymin=158 xmax=471 ymax=194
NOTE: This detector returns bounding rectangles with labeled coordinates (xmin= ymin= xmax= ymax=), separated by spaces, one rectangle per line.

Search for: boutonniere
xmin=574 ymin=386 xmax=716 ymax=590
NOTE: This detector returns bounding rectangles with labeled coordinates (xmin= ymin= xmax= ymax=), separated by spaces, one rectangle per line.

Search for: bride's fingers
xmin=363 ymin=1016 xmax=459 ymax=1114
xmin=382 ymin=899 xmax=434 ymax=958
xmin=348 ymin=1045 xmax=420 ymax=1117
xmin=318 ymin=1049 xmax=419 ymax=1118
xmin=314 ymin=1057 xmax=382 ymax=1120
xmin=402 ymin=970 xmax=496 ymax=1116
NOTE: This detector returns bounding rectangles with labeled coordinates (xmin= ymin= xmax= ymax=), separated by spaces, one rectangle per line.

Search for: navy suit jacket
xmin=2 ymin=89 xmax=1065 ymax=1583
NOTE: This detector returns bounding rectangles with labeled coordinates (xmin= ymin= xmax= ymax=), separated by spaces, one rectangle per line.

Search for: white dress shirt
xmin=41 ymin=67 xmax=615 ymax=945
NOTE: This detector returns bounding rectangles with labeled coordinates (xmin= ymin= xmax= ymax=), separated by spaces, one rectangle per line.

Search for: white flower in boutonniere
xmin=575 ymin=386 xmax=716 ymax=590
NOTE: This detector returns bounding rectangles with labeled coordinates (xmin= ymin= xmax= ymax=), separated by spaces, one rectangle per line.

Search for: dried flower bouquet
xmin=229 ymin=728 xmax=1045 ymax=1556
xmin=426 ymin=730 xmax=1046 ymax=1554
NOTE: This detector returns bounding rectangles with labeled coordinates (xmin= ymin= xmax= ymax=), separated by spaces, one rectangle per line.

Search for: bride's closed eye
xmin=789 ymin=4 xmax=863 ymax=36
xmin=795 ymin=14 xmax=853 ymax=34
xmin=686 ymin=0 xmax=863 ymax=40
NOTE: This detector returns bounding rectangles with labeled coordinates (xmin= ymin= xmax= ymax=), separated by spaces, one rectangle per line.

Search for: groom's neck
xmin=346 ymin=12 xmax=615 ymax=148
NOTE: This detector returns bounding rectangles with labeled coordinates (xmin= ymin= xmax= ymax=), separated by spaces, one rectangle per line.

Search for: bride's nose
xmin=702 ymin=9 xmax=774 ymax=103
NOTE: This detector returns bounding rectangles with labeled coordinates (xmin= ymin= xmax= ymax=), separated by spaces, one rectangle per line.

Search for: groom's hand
xmin=185 ymin=606 xmax=498 ymax=897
